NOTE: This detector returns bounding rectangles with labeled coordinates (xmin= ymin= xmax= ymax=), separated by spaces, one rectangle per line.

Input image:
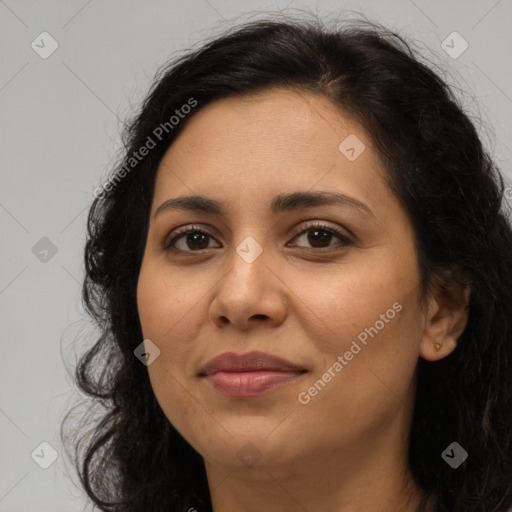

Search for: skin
xmin=136 ymin=88 xmax=469 ymax=512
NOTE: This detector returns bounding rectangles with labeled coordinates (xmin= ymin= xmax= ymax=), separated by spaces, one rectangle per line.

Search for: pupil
xmin=188 ymin=232 xmax=209 ymax=250
xmin=308 ymin=229 xmax=331 ymax=247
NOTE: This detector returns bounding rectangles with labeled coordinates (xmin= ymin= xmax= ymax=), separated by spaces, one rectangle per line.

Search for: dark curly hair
xmin=62 ymin=13 xmax=512 ymax=512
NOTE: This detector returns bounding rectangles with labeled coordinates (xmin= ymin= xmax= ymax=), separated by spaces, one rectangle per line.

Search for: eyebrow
xmin=154 ymin=191 xmax=375 ymax=218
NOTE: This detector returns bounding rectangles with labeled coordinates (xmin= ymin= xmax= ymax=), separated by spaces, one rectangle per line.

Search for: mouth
xmin=198 ymin=351 xmax=308 ymax=397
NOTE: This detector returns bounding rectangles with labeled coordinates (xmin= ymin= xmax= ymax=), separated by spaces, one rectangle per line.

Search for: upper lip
xmin=199 ymin=351 xmax=306 ymax=376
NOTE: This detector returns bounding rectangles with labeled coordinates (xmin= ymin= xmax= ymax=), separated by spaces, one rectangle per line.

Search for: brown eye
xmin=163 ymin=227 xmax=220 ymax=252
xmin=290 ymin=223 xmax=353 ymax=250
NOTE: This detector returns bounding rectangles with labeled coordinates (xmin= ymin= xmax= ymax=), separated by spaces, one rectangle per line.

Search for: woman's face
xmin=136 ymin=88 xmax=431 ymax=476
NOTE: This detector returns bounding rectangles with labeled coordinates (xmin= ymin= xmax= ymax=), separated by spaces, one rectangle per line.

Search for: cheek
xmin=292 ymin=301 xmax=422 ymax=451
xmin=283 ymin=259 xmax=418 ymax=353
xmin=292 ymin=261 xmax=423 ymax=413
xmin=137 ymin=261 xmax=221 ymax=447
xmin=136 ymin=260 xmax=209 ymax=344
xmin=146 ymin=360 xmax=236 ymax=464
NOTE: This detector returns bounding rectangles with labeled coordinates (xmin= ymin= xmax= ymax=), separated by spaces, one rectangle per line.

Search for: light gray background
xmin=1 ymin=1 xmax=511 ymax=510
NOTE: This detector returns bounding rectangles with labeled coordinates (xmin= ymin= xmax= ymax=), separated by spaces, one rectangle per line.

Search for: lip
xmin=199 ymin=351 xmax=307 ymax=397
xmin=199 ymin=351 xmax=305 ymax=375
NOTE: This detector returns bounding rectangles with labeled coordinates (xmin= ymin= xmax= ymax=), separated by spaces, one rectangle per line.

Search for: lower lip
xmin=204 ymin=370 xmax=304 ymax=397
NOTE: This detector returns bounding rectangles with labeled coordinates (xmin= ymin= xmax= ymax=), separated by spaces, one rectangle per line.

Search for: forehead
xmin=152 ymin=88 xmax=392 ymax=215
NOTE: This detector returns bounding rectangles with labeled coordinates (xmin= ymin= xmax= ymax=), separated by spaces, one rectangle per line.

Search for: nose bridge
xmin=227 ymin=231 xmax=269 ymax=290
xmin=235 ymin=231 xmax=266 ymax=265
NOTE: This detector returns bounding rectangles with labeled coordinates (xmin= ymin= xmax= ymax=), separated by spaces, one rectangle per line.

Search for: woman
xmin=64 ymin=14 xmax=512 ymax=512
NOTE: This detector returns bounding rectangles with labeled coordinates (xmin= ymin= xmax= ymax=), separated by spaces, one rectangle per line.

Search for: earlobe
xmin=420 ymin=337 xmax=458 ymax=362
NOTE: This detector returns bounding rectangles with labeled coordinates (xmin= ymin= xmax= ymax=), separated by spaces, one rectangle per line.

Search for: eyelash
xmin=162 ymin=221 xmax=353 ymax=253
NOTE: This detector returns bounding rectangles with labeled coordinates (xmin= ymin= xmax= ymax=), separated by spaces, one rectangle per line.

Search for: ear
xmin=419 ymin=271 xmax=471 ymax=362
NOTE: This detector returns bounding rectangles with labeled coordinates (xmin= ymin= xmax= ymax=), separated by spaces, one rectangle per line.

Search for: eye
xmin=162 ymin=225 xmax=220 ymax=252
xmin=162 ymin=221 xmax=353 ymax=253
xmin=288 ymin=221 xmax=353 ymax=250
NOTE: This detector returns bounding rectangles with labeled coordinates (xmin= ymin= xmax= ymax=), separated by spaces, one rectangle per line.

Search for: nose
xmin=208 ymin=235 xmax=288 ymax=331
